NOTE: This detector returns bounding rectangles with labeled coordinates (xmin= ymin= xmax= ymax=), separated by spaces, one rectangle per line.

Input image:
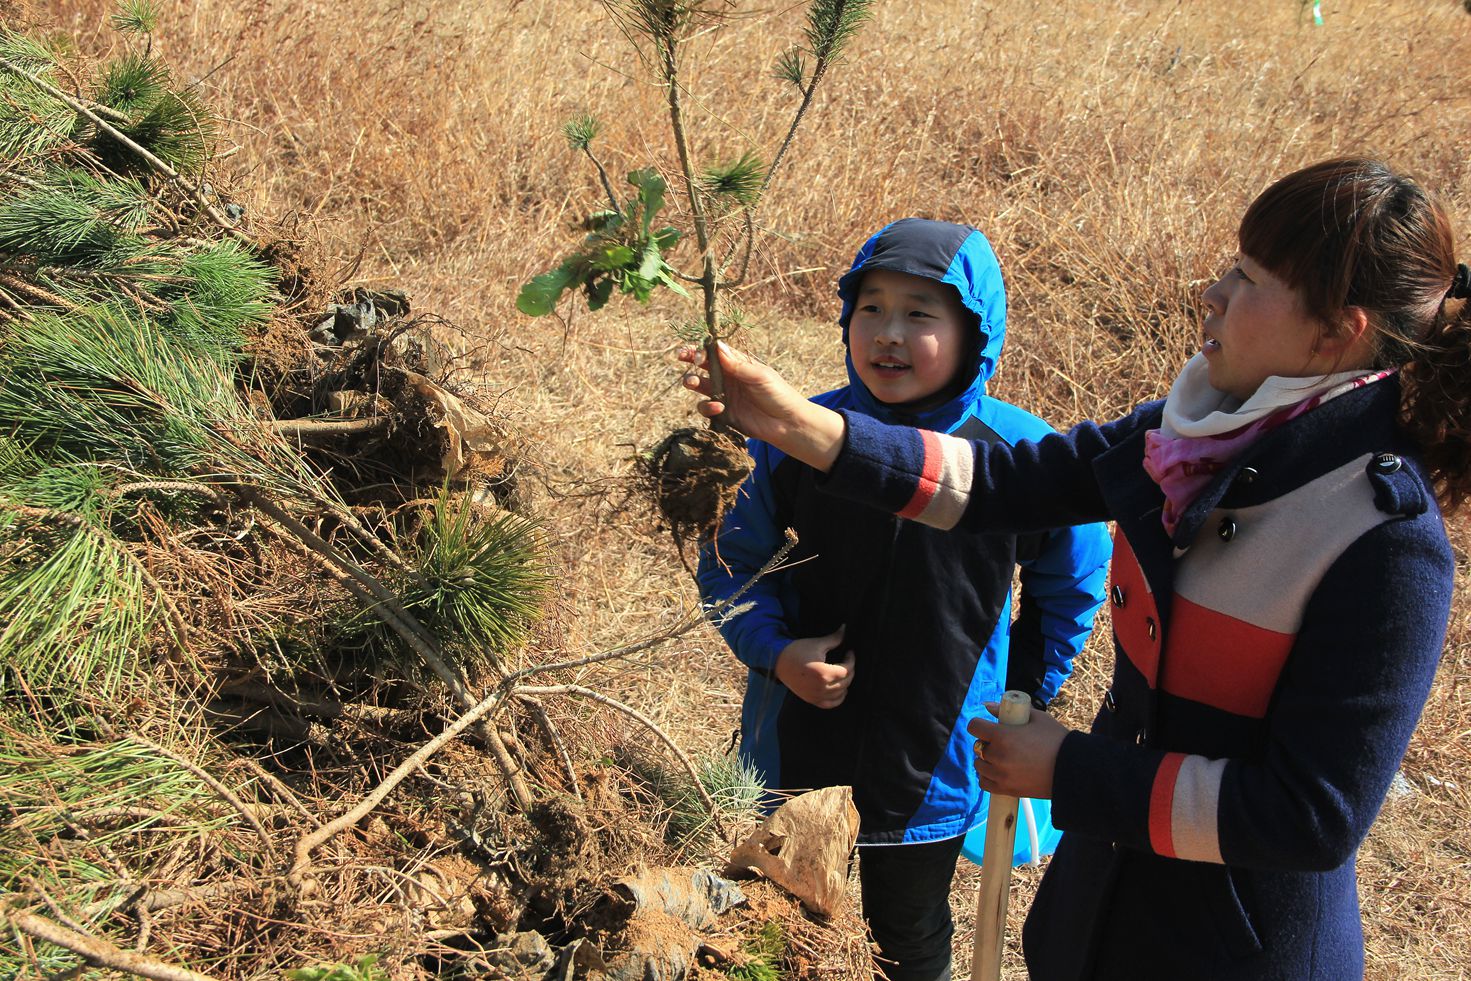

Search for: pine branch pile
xmin=0 ymin=7 xmax=871 ymax=980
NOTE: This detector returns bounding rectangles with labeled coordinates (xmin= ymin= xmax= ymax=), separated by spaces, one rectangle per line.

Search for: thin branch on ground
xmin=514 ymin=683 xmax=725 ymax=837
xmin=124 ymin=734 xmax=276 ymax=860
xmin=516 ymin=694 xmax=582 ymax=801
xmin=262 ymin=416 xmax=389 ymax=437
xmin=287 ymin=684 xmax=514 ymax=891
xmin=0 ymin=905 xmax=222 ymax=981
xmin=237 ymin=758 xmax=320 ymax=827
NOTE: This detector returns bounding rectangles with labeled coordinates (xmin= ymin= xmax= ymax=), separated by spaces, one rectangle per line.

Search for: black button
xmin=1218 ymin=517 xmax=1237 ymax=542
xmin=1135 ymin=729 xmax=1147 ymax=746
xmin=1146 ymin=617 xmax=1157 ymax=641
xmin=1373 ymin=453 xmax=1402 ymax=474
xmin=1112 ymin=841 xmax=1122 ymax=852
xmin=1104 ymin=690 xmax=1118 ymax=712
xmin=1237 ymin=466 xmax=1258 ymax=485
xmin=1111 ymin=584 xmax=1126 ymax=606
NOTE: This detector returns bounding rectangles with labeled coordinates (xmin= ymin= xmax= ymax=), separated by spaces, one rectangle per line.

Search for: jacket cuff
xmin=731 ymin=623 xmax=791 ymax=674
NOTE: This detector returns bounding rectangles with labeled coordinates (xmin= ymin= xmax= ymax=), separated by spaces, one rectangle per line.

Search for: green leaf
xmin=585 ymin=275 xmax=614 ymax=310
xmin=637 ymin=242 xmax=663 ymax=281
xmin=592 ymin=244 xmax=637 ymax=271
xmin=515 ymin=262 xmax=577 ymax=316
xmin=627 ymin=168 xmax=667 ymax=235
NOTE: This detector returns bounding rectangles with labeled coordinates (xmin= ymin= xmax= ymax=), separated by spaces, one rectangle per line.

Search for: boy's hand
xmin=775 ymin=626 xmax=854 ymax=709
xmin=967 ymin=704 xmax=1070 ymax=800
xmin=678 ymin=342 xmax=846 ymax=472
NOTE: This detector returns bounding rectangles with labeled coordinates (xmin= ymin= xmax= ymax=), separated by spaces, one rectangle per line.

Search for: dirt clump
xmin=643 ymin=426 xmax=752 ymax=559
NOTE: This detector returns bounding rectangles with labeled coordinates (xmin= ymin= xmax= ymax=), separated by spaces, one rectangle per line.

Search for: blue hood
xmin=836 ymin=218 xmax=1008 ymax=431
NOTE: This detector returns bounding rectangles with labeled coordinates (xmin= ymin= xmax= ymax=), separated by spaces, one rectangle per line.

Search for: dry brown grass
xmin=34 ymin=0 xmax=1471 ymax=977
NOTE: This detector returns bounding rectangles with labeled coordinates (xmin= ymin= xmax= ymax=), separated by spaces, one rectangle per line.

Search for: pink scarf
xmin=1142 ymin=355 xmax=1394 ymax=534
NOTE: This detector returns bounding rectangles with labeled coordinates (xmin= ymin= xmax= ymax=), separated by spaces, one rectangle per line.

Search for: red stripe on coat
xmin=1149 ymin=752 xmax=1188 ymax=858
xmin=1108 ymin=533 xmax=1161 ymax=686
xmin=1161 ymin=596 xmax=1295 ymax=719
xmin=898 ymin=429 xmax=943 ymax=520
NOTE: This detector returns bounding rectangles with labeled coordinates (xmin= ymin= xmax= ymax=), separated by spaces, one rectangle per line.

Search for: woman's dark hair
xmin=1238 ymin=156 xmax=1471 ymax=511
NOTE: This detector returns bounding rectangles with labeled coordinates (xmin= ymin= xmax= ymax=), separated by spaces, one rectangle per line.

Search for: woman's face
xmin=1199 ymin=256 xmax=1330 ymax=400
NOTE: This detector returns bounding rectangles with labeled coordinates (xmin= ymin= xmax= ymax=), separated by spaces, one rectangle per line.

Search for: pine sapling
xmin=516 ymin=0 xmax=873 ymax=554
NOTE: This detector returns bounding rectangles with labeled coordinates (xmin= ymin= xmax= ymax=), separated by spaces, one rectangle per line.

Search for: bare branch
xmin=125 ymin=734 xmax=276 ymax=860
xmin=515 ymin=683 xmax=724 ymax=837
xmin=0 ymin=906 xmax=222 ymax=981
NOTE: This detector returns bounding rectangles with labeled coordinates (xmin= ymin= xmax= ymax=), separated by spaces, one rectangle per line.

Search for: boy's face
xmin=849 ymin=269 xmax=970 ymax=405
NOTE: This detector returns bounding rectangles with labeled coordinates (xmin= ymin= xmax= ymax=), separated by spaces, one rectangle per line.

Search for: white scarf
xmin=1159 ymin=353 xmax=1382 ymax=437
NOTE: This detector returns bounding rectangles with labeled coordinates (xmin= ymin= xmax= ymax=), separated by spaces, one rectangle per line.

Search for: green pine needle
xmin=0 ymin=724 xmax=233 ymax=977
xmin=804 ymin=0 xmax=875 ymax=62
xmin=563 ymin=114 xmax=600 ymax=151
xmin=345 ymin=489 xmax=550 ymax=674
xmin=92 ymin=53 xmax=214 ymax=176
xmin=110 ymin=0 xmax=160 ymax=35
xmin=0 ymin=33 xmax=73 ymax=161
xmin=0 ymin=505 xmax=162 ymax=706
xmin=0 ymin=167 xmax=152 ymax=265
xmin=774 ymin=47 xmax=806 ymax=88
xmin=700 ymin=150 xmax=765 ymax=208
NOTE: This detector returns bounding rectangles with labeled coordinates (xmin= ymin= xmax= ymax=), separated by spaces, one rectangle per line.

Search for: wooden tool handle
xmin=970 ymin=690 xmax=1033 ymax=981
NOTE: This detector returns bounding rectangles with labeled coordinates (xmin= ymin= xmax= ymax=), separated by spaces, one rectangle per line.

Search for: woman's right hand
xmin=679 ymin=342 xmax=846 ymax=471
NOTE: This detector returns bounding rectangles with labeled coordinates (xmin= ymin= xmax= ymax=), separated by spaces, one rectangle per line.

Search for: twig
xmin=262 ymin=416 xmax=390 ymax=437
xmin=288 ymin=684 xmax=513 ymax=890
xmin=515 ymin=684 xmax=725 ymax=837
xmin=0 ymin=905 xmax=222 ymax=981
xmin=107 ymin=481 xmax=227 ymax=505
xmin=500 ymin=529 xmax=795 ymax=685
xmin=581 ymin=144 xmax=620 ymax=212
xmin=238 ymin=759 xmax=320 ymax=827
xmin=0 ymin=55 xmax=248 ymax=242
xmin=124 ymin=734 xmax=276 ymax=860
xmin=516 ymin=694 xmax=583 ymax=800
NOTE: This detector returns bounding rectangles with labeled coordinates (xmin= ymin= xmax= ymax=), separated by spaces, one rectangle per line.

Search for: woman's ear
xmin=1315 ymin=306 xmax=1373 ymax=358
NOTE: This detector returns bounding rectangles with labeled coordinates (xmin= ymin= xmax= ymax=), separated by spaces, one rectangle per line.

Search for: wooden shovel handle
xmin=970 ymin=690 xmax=1033 ymax=981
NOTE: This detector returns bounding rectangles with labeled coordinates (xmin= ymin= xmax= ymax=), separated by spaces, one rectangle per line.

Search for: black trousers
xmin=859 ymin=835 xmax=967 ymax=981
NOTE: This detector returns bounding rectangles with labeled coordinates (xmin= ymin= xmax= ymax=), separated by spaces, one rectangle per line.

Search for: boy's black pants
xmin=859 ymin=835 xmax=967 ymax=981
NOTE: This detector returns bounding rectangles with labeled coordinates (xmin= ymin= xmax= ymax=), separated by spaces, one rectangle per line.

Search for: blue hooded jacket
xmin=697 ymin=219 xmax=1111 ymax=844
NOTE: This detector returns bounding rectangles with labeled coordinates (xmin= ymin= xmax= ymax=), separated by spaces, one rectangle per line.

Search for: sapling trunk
xmin=658 ymin=31 xmax=727 ymax=432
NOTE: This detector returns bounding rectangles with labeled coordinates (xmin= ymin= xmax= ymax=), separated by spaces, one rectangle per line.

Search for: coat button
xmin=1135 ymin=729 xmax=1147 ymax=746
xmin=1104 ymin=689 xmax=1118 ymax=712
xmin=1218 ymin=517 xmax=1237 ymax=542
xmin=1373 ymin=453 xmax=1402 ymax=474
xmin=1237 ymin=466 xmax=1258 ymax=485
xmin=1146 ymin=617 xmax=1157 ymax=641
xmin=1111 ymin=584 xmax=1126 ymax=606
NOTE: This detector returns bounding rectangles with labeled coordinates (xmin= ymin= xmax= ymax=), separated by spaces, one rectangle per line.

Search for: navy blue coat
xmin=818 ymin=375 xmax=1452 ymax=978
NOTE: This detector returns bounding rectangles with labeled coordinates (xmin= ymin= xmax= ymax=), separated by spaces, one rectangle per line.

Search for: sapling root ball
xmin=643 ymin=426 xmax=752 ymax=549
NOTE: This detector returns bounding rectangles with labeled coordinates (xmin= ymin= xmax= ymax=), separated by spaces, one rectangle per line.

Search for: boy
xmin=696 ymin=219 xmax=1111 ymax=981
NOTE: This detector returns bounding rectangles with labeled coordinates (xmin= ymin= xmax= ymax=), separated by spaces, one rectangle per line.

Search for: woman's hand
xmin=967 ymin=705 xmax=1071 ymax=800
xmin=774 ymin=626 xmax=855 ymax=709
xmin=679 ymin=342 xmax=846 ymax=472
